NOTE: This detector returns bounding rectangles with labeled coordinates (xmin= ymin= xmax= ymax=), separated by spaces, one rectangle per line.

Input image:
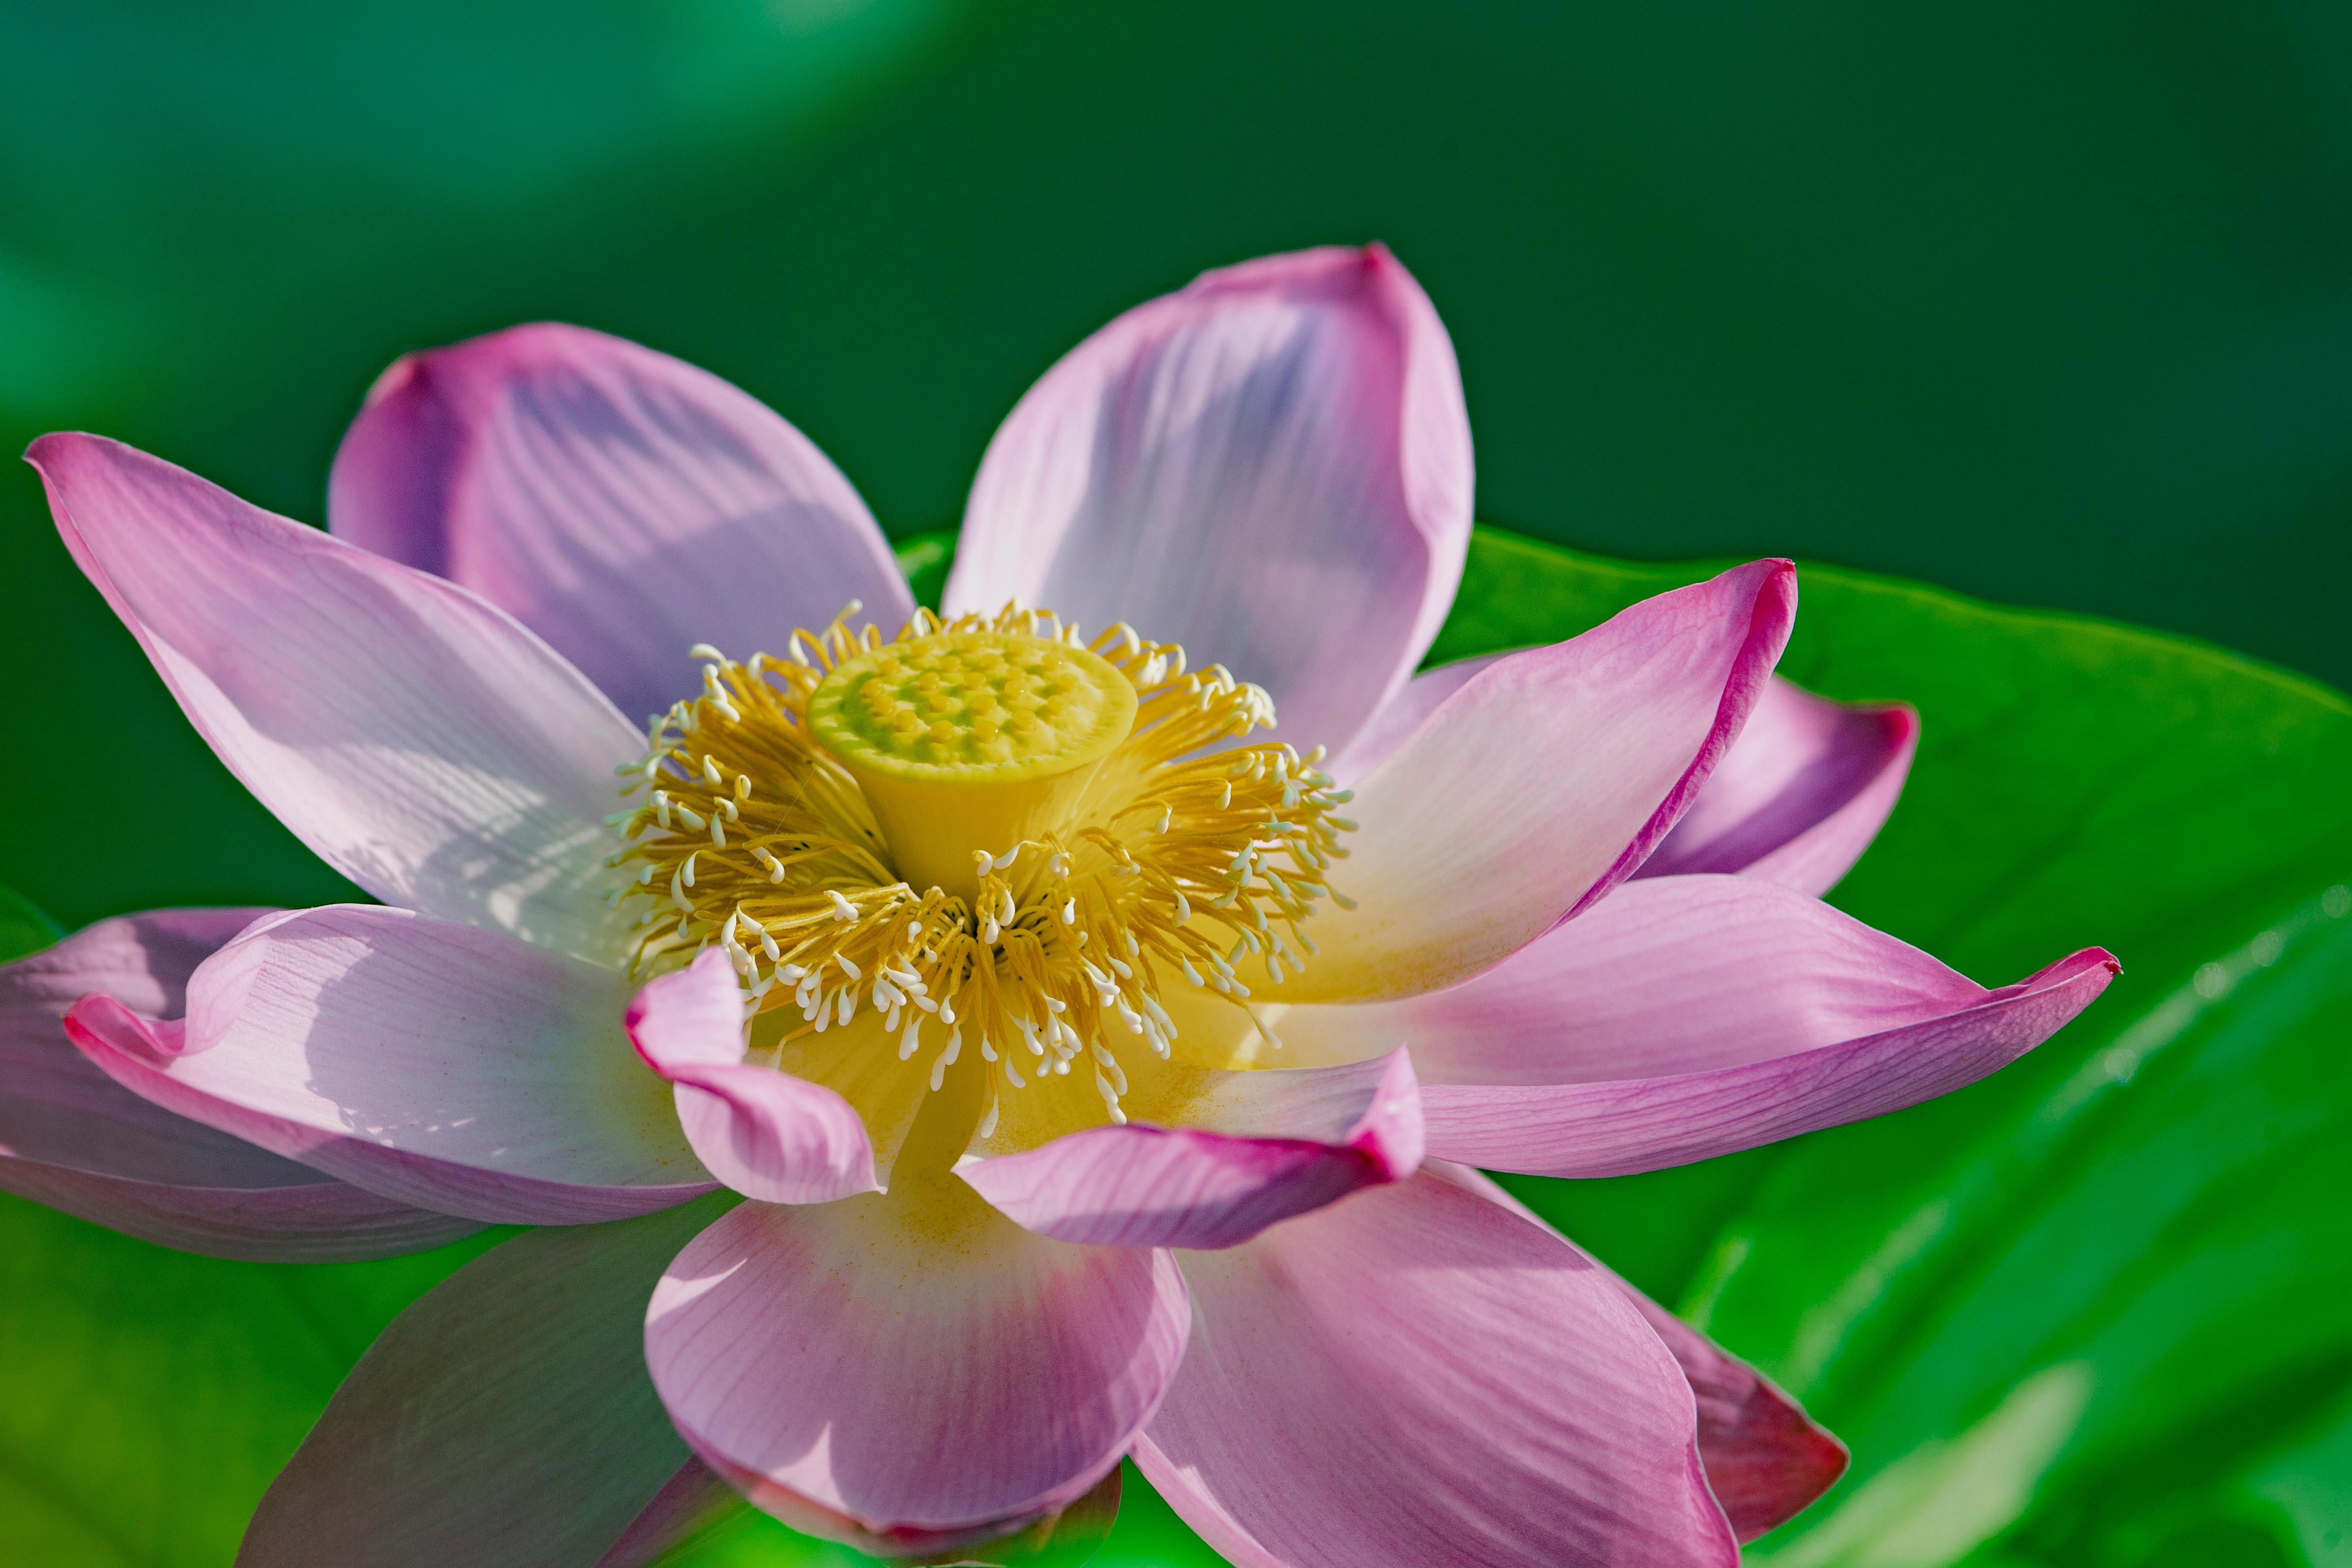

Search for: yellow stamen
xmin=610 ymin=603 xmax=1352 ymax=1164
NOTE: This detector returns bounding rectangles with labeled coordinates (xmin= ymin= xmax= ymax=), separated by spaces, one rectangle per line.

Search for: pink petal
xmin=1633 ymin=676 xmax=1918 ymax=895
xmin=947 ymin=245 xmax=1473 ymax=756
xmin=1132 ymin=1165 xmax=1737 ymax=1568
xmin=1283 ymin=874 xmax=1982 ymax=1079
xmin=1342 ymin=877 xmax=2122 ymax=1177
xmin=329 ymin=324 xmax=911 ymax=723
xmin=1449 ymin=1164 xmax=1847 ymax=1542
xmin=239 ymin=1196 xmax=726 ymax=1568
xmin=67 ymin=905 xmax=714 ymax=1225
xmin=1345 ymin=668 xmax=1916 ymax=899
xmin=0 ymin=909 xmax=477 ymax=1261
xmin=960 ymin=1047 xmax=1423 ymax=1249
xmin=645 ymin=1182 xmax=1190 ymax=1557
xmin=1285 ymin=560 xmax=1797 ymax=1003
xmin=626 ymin=951 xmax=877 ymax=1204
xmin=29 ymin=433 xmax=642 ymax=965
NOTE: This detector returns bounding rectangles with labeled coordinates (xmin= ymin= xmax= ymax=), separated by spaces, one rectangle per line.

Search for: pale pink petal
xmin=329 ymin=324 xmax=911 ymax=723
xmin=1308 ymin=877 xmax=2122 ymax=1177
xmin=239 ymin=1197 xmax=726 ymax=1568
xmin=1449 ymin=1164 xmax=1847 ymax=1542
xmin=1133 ymin=1165 xmax=1737 ymax=1567
xmin=645 ymin=1182 xmax=1190 ymax=1557
xmin=626 ymin=951 xmax=877 ymax=1204
xmin=1285 ymin=560 xmax=1797 ymax=1003
xmin=67 ymin=905 xmax=714 ymax=1224
xmin=961 ymin=1047 xmax=1422 ymax=1249
xmin=948 ymin=245 xmax=1473 ymax=755
xmin=1324 ymin=651 xmax=1500 ymax=784
xmin=1633 ymin=676 xmax=1918 ymax=895
xmin=30 ymin=433 xmax=642 ymax=965
xmin=1 ymin=909 xmax=477 ymax=1261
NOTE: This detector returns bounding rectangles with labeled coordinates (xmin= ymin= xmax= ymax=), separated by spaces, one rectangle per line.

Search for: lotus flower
xmin=9 ymin=245 xmax=2117 ymax=1568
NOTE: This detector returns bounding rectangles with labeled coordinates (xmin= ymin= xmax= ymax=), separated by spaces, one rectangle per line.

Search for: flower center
xmin=607 ymin=604 xmax=1356 ymax=1135
xmin=806 ymin=629 xmax=1138 ymax=900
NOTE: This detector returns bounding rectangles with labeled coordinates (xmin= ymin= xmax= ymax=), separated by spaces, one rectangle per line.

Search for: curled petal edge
xmin=960 ymin=1047 xmax=1424 ymax=1249
xmin=627 ymin=950 xmax=879 ymax=1205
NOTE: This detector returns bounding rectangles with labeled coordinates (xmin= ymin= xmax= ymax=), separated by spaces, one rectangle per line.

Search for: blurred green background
xmin=4 ymin=3 xmax=2351 ymax=1566
xmin=7 ymin=0 xmax=2351 ymax=727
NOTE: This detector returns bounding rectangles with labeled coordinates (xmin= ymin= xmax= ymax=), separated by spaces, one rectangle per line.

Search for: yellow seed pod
xmin=807 ymin=630 xmax=1138 ymax=899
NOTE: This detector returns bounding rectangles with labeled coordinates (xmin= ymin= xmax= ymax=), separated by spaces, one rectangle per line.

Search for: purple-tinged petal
xmin=0 ymin=909 xmax=478 ymax=1261
xmin=1625 ymin=1288 xmax=1847 ymax=1541
xmin=1634 ymin=676 xmax=1918 ymax=895
xmin=67 ymin=905 xmax=714 ymax=1225
xmin=30 ymin=433 xmax=643 ymax=965
xmin=1334 ymin=878 xmax=2123 ymax=1176
xmin=948 ymin=244 xmax=1473 ymax=756
xmin=1447 ymin=1163 xmax=1847 ymax=1542
xmin=962 ymin=1047 xmax=1422 ymax=1249
xmin=329 ymin=324 xmax=911 ymax=722
xmin=627 ymin=951 xmax=877 ymax=1204
xmin=5 ymin=910 xmax=293 ymax=1186
xmin=1 ymin=906 xmax=268 ymax=1019
xmin=1133 ymin=1165 xmax=1737 ymax=1568
xmin=239 ymin=1196 xmax=728 ymax=1568
xmin=1284 ymin=560 xmax=1797 ymax=1004
xmin=645 ymin=1179 xmax=1190 ymax=1557
xmin=0 ymin=1141 xmax=481 ymax=1265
